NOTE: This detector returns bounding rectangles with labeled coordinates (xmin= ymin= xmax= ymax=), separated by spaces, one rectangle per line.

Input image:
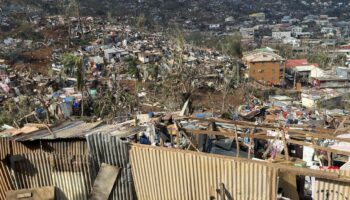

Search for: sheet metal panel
xmin=86 ymin=133 xmax=135 ymax=200
xmin=10 ymin=153 xmax=93 ymax=200
xmin=11 ymin=153 xmax=53 ymax=190
xmin=2 ymin=138 xmax=88 ymax=155
xmin=51 ymin=154 xmax=93 ymax=200
xmin=0 ymin=138 xmax=11 ymax=160
xmin=11 ymin=140 xmax=42 ymax=155
xmin=314 ymin=170 xmax=350 ymax=200
xmin=0 ymin=161 xmax=14 ymax=200
xmin=12 ymin=121 xmax=101 ymax=141
xmin=130 ymin=145 xmax=278 ymax=200
xmin=44 ymin=139 xmax=88 ymax=155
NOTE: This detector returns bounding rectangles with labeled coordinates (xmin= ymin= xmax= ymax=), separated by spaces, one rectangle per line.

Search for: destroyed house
xmin=1 ymin=117 xmax=350 ymax=200
xmin=138 ymin=52 xmax=161 ymax=64
xmin=104 ymin=48 xmax=129 ymax=63
xmin=311 ymin=76 xmax=350 ymax=89
xmin=0 ymin=123 xmax=138 ymax=200
xmin=286 ymin=59 xmax=322 ymax=85
xmin=243 ymin=51 xmax=285 ymax=85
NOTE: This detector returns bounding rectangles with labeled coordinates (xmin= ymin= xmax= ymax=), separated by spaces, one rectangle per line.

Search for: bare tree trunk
xmin=68 ymin=21 xmax=71 ymax=48
xmin=222 ymin=90 xmax=228 ymax=111
xmin=236 ymin=62 xmax=240 ymax=84
xmin=76 ymin=0 xmax=84 ymax=39
xmin=222 ymin=94 xmax=226 ymax=111
xmin=38 ymin=97 xmax=51 ymax=124
xmin=81 ymin=88 xmax=84 ymax=117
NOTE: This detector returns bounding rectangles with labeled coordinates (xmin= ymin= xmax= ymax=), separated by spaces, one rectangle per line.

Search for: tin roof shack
xmin=269 ymin=95 xmax=294 ymax=106
xmin=137 ymin=52 xmax=161 ymax=64
xmin=104 ymin=48 xmax=129 ymax=63
xmin=286 ymin=59 xmax=324 ymax=86
xmin=301 ymin=93 xmax=322 ymax=109
xmin=311 ymin=76 xmax=350 ymax=89
xmin=242 ymin=51 xmax=285 ymax=85
xmin=336 ymin=67 xmax=350 ymax=79
xmin=301 ymin=89 xmax=344 ymax=109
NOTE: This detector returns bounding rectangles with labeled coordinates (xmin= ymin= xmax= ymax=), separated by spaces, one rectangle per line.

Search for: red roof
xmin=340 ymin=45 xmax=350 ymax=50
xmin=286 ymin=59 xmax=308 ymax=68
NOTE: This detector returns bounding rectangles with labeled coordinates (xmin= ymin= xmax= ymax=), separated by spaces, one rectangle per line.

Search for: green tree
xmin=307 ymin=50 xmax=331 ymax=69
xmin=61 ymin=53 xmax=79 ymax=77
xmin=60 ymin=53 xmax=84 ymax=90
xmin=146 ymin=64 xmax=159 ymax=81
xmin=219 ymin=33 xmax=242 ymax=58
xmin=124 ymin=56 xmax=141 ymax=81
xmin=76 ymin=56 xmax=84 ymax=91
xmin=275 ymin=44 xmax=293 ymax=59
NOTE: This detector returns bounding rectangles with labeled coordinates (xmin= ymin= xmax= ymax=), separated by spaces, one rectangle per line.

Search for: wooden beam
xmin=180 ymin=131 xmax=200 ymax=152
xmin=248 ymin=128 xmax=255 ymax=159
xmin=235 ymin=125 xmax=239 ymax=158
xmin=288 ymin=129 xmax=350 ymax=143
xmin=287 ymin=139 xmax=350 ymax=156
xmin=282 ymin=130 xmax=290 ymax=161
xmin=184 ymin=129 xmax=350 ymax=156
xmin=177 ymin=117 xmax=349 ymax=134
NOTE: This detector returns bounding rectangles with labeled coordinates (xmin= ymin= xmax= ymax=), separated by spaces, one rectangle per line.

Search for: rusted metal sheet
xmin=130 ymin=145 xmax=278 ymax=200
xmin=9 ymin=153 xmax=93 ymax=200
xmin=314 ymin=170 xmax=350 ymax=200
xmin=86 ymin=133 xmax=135 ymax=200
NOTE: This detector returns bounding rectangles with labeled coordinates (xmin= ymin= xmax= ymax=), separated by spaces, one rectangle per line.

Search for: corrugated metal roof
xmin=243 ymin=51 xmax=284 ymax=63
xmin=9 ymin=138 xmax=89 ymax=155
xmin=130 ymin=144 xmax=278 ymax=200
xmin=86 ymin=133 xmax=136 ymax=200
xmin=12 ymin=121 xmax=103 ymax=141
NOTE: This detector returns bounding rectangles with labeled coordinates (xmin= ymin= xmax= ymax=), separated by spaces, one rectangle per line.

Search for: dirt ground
xmin=192 ymin=88 xmax=246 ymax=113
xmin=15 ymin=47 xmax=54 ymax=74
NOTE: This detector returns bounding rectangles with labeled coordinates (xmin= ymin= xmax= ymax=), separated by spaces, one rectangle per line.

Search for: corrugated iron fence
xmin=3 ymin=136 xmax=350 ymax=200
xmin=130 ymin=145 xmax=278 ymax=200
xmin=0 ymin=134 xmax=136 ymax=200
xmin=0 ymin=138 xmax=15 ymax=199
xmin=0 ymin=138 xmax=92 ymax=200
xmin=314 ymin=170 xmax=350 ymax=200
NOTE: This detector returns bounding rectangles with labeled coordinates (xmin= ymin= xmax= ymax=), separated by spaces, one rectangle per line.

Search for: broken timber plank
xmin=89 ymin=163 xmax=120 ymax=200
